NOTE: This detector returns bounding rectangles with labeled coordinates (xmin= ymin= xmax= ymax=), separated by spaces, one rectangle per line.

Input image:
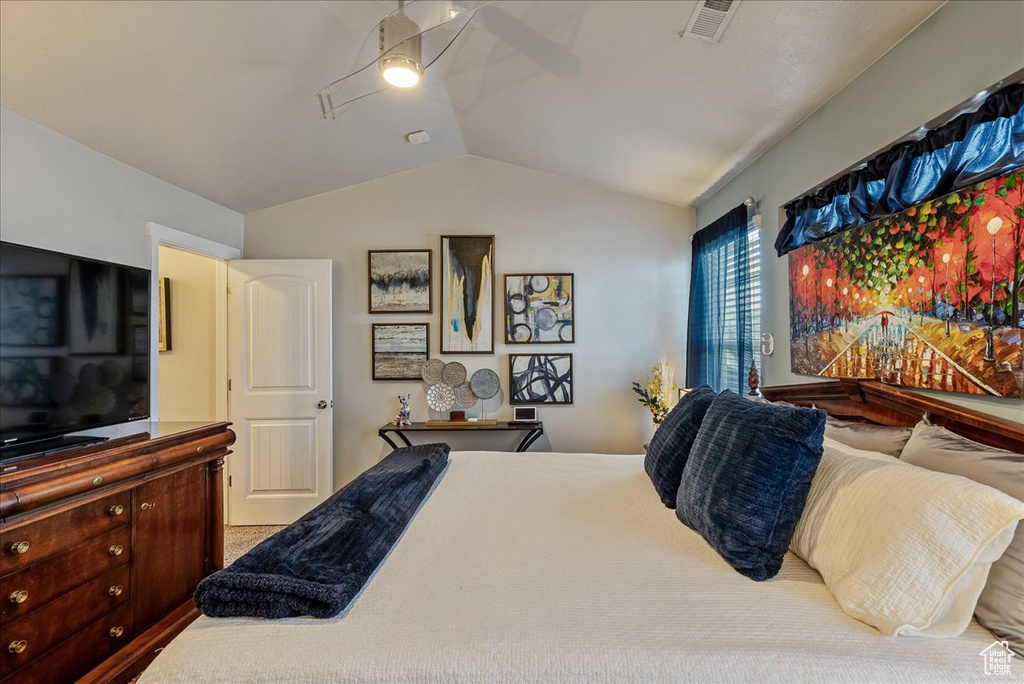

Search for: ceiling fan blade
xmin=476 ymin=5 xmax=580 ymax=79
xmin=316 ymin=0 xmax=491 ymax=118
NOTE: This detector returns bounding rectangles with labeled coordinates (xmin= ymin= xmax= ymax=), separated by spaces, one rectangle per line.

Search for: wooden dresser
xmin=0 ymin=422 xmax=235 ymax=684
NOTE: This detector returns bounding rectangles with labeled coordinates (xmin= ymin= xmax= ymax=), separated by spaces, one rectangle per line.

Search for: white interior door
xmin=227 ymin=259 xmax=333 ymax=525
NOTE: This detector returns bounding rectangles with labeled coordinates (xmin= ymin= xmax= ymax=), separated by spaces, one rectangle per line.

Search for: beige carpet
xmin=223 ymin=525 xmax=285 ymax=565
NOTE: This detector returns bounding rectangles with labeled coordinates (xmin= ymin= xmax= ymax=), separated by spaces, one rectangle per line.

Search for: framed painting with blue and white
xmin=368 ymin=250 xmax=432 ymax=314
xmin=372 ymin=323 xmax=429 ymax=381
xmin=505 ymin=273 xmax=574 ymax=344
xmin=440 ymin=235 xmax=494 ymax=354
xmin=509 ymin=353 xmax=573 ymax=405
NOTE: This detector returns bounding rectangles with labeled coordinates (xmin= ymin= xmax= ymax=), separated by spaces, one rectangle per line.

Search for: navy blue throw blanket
xmin=195 ymin=443 xmax=450 ymax=619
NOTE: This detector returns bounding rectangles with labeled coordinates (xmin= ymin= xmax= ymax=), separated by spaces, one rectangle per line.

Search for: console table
xmin=378 ymin=421 xmax=544 ymax=453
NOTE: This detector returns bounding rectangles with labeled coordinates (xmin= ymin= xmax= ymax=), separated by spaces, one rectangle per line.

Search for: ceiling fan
xmin=316 ymin=0 xmax=578 ymax=119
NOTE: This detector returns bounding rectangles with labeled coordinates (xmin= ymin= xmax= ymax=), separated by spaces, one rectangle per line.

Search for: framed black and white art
xmin=509 ymin=353 xmax=573 ymax=405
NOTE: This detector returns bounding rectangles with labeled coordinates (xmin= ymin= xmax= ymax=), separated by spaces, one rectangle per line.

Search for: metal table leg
xmin=516 ymin=428 xmax=544 ymax=452
xmin=379 ymin=430 xmax=413 ymax=451
xmin=379 ymin=431 xmax=401 ymax=451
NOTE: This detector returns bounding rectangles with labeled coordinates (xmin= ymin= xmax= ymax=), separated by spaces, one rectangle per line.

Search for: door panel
xmin=228 ymin=260 xmax=333 ymax=525
xmin=133 ymin=465 xmax=208 ymax=631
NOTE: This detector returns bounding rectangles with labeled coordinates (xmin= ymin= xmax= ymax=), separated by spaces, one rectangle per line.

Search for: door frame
xmin=146 ymin=222 xmax=241 ymax=425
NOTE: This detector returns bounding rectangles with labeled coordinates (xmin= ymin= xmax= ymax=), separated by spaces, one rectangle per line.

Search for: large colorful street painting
xmin=789 ymin=170 xmax=1024 ymax=398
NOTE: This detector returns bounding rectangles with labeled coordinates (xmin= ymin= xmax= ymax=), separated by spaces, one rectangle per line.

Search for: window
xmin=686 ymin=205 xmax=761 ymax=393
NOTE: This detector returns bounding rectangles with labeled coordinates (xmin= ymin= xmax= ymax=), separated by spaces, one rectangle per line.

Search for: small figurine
xmin=395 ymin=394 xmax=411 ymax=427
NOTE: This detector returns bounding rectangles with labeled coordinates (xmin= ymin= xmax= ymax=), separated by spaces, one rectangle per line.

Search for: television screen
xmin=0 ymin=241 xmax=151 ymax=453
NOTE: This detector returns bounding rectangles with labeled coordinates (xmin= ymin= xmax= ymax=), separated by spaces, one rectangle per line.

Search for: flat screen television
xmin=0 ymin=241 xmax=151 ymax=460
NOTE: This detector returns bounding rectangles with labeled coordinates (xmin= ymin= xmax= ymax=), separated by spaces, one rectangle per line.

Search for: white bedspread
xmin=141 ymin=452 xmax=999 ymax=683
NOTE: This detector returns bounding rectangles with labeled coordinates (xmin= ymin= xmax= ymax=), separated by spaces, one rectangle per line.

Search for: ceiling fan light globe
xmin=380 ymin=55 xmax=423 ymax=88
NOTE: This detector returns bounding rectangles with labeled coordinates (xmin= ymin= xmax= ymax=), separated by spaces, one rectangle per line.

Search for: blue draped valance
xmin=776 ymin=82 xmax=1024 ymax=256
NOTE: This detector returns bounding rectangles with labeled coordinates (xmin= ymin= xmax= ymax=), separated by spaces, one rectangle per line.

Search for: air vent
xmin=680 ymin=0 xmax=741 ymax=43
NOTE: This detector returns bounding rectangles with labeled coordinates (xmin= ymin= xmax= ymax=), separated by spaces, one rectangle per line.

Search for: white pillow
xmin=791 ymin=437 xmax=1024 ymax=637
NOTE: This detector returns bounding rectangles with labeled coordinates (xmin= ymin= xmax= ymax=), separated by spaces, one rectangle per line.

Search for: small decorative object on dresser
xmin=509 ymin=354 xmax=572 ymax=405
xmin=505 ymin=273 xmax=574 ymax=343
xmin=368 ymin=250 xmax=432 ymax=314
xmin=395 ymin=394 xmax=411 ymax=427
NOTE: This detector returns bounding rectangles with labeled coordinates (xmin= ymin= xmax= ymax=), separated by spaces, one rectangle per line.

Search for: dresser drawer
xmin=0 ymin=491 xmax=131 ymax=573
xmin=2 ymin=564 xmax=130 ymax=668
xmin=0 ymin=602 xmax=132 ymax=684
xmin=1 ymin=525 xmax=130 ymax=620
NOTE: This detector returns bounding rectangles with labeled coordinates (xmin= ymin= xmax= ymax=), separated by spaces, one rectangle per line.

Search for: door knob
xmin=316 ymin=400 xmax=328 ymax=410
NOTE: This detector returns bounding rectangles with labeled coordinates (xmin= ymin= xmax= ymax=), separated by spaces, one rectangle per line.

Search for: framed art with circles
xmin=504 ymin=273 xmax=574 ymax=344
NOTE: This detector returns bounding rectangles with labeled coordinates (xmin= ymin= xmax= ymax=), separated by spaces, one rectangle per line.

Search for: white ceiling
xmin=0 ymin=1 xmax=943 ymax=213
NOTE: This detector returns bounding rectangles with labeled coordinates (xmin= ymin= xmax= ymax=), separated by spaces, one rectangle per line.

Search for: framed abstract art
xmin=368 ymin=250 xmax=432 ymax=313
xmin=440 ymin=235 xmax=494 ymax=354
xmin=509 ymin=353 xmax=573 ymax=404
xmin=505 ymin=273 xmax=574 ymax=344
xmin=372 ymin=323 xmax=429 ymax=381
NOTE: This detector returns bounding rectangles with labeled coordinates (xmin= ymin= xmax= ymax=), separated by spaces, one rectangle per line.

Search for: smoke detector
xmin=406 ymin=130 xmax=430 ymax=145
xmin=680 ymin=0 xmax=741 ymax=43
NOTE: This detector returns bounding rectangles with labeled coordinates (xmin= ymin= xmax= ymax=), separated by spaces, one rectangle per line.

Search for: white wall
xmin=1 ymin=107 xmax=242 ymax=438
xmin=245 ymin=155 xmax=693 ymax=486
xmin=694 ymin=0 xmax=1024 ymax=423
xmin=0 ymin=108 xmax=242 ymax=268
xmin=157 ymin=246 xmax=218 ymax=422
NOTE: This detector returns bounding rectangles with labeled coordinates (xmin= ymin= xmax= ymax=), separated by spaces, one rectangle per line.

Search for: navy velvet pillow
xmin=643 ymin=385 xmax=716 ymax=508
xmin=676 ymin=390 xmax=826 ymax=581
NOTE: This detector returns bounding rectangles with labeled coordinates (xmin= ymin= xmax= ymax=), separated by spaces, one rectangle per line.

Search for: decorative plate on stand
xmin=426 ymin=383 xmax=456 ymax=411
xmin=441 ymin=361 xmax=468 ymax=386
xmin=469 ymin=368 xmax=500 ymax=399
xmin=453 ymin=383 xmax=478 ymax=409
xmin=422 ymin=359 xmax=445 ymax=384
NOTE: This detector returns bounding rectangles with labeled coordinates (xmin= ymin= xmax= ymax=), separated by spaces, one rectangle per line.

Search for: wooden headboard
xmin=760 ymin=379 xmax=1024 ymax=453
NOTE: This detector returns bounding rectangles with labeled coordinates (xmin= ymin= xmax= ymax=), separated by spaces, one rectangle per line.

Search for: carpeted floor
xmin=224 ymin=525 xmax=285 ymax=565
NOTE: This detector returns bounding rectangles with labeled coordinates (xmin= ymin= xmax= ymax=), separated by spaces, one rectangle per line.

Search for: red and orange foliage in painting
xmin=788 ymin=170 xmax=1024 ymax=398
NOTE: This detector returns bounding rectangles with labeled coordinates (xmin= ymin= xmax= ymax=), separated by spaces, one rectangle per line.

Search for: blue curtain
xmin=776 ymin=82 xmax=1024 ymax=256
xmin=687 ymin=205 xmax=755 ymax=393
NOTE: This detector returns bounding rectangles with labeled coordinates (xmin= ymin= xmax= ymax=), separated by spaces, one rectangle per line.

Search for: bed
xmin=140 ymin=381 xmax=1022 ymax=683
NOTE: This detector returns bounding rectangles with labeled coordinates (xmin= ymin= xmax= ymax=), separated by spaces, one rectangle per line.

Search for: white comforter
xmin=142 ymin=451 xmax=998 ymax=683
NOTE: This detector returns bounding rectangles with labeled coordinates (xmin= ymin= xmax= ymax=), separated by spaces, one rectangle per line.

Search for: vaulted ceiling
xmin=0 ymin=1 xmax=943 ymax=213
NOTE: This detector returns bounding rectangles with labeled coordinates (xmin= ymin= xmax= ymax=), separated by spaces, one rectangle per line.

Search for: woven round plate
xmin=421 ymin=359 xmax=445 ymax=384
xmin=453 ymin=383 xmax=478 ymax=409
xmin=426 ymin=383 xmax=456 ymax=411
xmin=469 ymin=368 xmax=500 ymax=400
xmin=441 ymin=361 xmax=468 ymax=386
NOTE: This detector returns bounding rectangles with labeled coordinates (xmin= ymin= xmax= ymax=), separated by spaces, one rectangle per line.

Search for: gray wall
xmin=245 ymin=155 xmax=693 ymax=486
xmin=694 ymin=0 xmax=1024 ymax=423
xmin=1 ymin=108 xmax=243 ymax=268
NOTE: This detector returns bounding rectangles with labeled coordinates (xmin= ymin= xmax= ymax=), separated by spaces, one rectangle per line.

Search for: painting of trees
xmin=788 ymin=169 xmax=1024 ymax=398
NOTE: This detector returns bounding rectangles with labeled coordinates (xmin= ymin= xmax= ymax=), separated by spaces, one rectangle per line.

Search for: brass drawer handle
xmin=108 ymin=585 xmax=123 ymax=597
xmin=9 ymin=590 xmax=28 ymax=604
xmin=196 ymin=445 xmax=204 ymax=453
xmin=8 ymin=640 xmax=27 ymax=654
xmin=8 ymin=541 xmax=29 ymax=555
xmin=108 ymin=545 xmax=124 ymax=556
xmin=109 ymin=626 xmax=124 ymax=638
xmin=140 ymin=502 xmax=156 ymax=511
xmin=108 ymin=504 xmax=125 ymax=516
